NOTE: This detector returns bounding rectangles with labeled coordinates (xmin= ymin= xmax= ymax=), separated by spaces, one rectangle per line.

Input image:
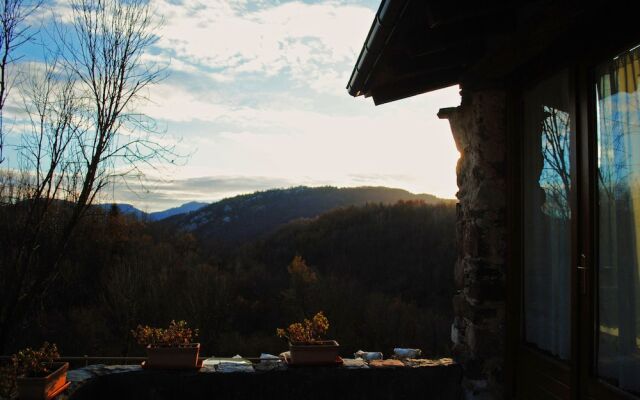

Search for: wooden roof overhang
xmin=346 ymin=0 xmax=521 ymax=105
xmin=346 ymin=1 xmax=638 ymax=105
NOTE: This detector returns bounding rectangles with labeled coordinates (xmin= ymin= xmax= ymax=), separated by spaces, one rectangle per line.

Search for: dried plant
xmin=132 ymin=320 xmax=198 ymax=347
xmin=0 ymin=342 xmax=60 ymax=397
xmin=13 ymin=342 xmax=60 ymax=377
xmin=276 ymin=311 xmax=329 ymax=344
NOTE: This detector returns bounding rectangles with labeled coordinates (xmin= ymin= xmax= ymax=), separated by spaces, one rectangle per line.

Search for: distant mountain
xmin=148 ymin=201 xmax=208 ymax=221
xmin=163 ymin=186 xmax=453 ymax=243
xmin=98 ymin=203 xmax=147 ymax=219
xmin=98 ymin=201 xmax=209 ymax=221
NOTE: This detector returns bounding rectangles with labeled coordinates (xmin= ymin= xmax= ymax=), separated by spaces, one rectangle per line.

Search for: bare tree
xmin=18 ymin=59 xmax=85 ymax=205
xmin=0 ymin=57 xmax=82 ymax=351
xmin=597 ymin=105 xmax=630 ymax=202
xmin=0 ymin=0 xmax=42 ymax=164
xmin=0 ymin=0 xmax=177 ymax=351
xmin=540 ymin=106 xmax=571 ymax=219
xmin=60 ymin=0 xmax=175 ymax=229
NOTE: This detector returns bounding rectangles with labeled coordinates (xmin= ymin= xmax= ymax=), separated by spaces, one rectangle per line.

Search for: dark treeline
xmin=2 ymin=200 xmax=456 ymax=359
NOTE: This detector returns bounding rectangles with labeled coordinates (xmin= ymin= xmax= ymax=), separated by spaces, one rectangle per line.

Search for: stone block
xmin=452 ymin=293 xmax=468 ymax=317
xmin=462 ymin=223 xmax=480 ymax=257
xmin=465 ymin=281 xmax=505 ymax=305
xmin=467 ymin=324 xmax=504 ymax=359
xmin=454 ymin=260 xmax=465 ymax=289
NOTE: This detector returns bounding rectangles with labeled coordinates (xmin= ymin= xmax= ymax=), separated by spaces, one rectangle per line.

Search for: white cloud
xmin=9 ymin=0 xmax=463 ymax=212
xmin=155 ymin=86 xmax=462 ymax=200
xmin=141 ymin=82 xmax=232 ymax=122
xmin=106 ymin=174 xmax=298 ymax=211
xmin=151 ymin=0 xmax=373 ymax=94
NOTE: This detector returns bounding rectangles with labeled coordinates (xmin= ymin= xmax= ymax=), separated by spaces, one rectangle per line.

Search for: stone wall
xmin=438 ymin=89 xmax=508 ymax=400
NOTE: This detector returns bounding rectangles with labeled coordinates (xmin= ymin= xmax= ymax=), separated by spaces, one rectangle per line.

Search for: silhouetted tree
xmin=0 ymin=0 xmax=41 ymax=164
xmin=0 ymin=0 xmax=177 ymax=352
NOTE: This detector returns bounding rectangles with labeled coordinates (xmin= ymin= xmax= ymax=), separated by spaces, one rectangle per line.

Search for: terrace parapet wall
xmin=439 ymin=89 xmax=507 ymax=400
xmin=61 ymin=359 xmax=462 ymax=400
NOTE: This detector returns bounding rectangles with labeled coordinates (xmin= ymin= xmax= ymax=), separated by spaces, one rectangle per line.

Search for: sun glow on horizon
xmin=7 ymin=0 xmax=461 ymax=212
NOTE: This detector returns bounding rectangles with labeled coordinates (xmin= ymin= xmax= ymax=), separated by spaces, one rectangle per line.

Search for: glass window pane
xmin=522 ymin=69 xmax=572 ymax=361
xmin=596 ymin=45 xmax=640 ymax=395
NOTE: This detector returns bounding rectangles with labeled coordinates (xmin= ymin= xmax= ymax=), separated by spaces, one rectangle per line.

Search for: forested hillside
xmin=164 ymin=186 xmax=450 ymax=243
xmin=1 ymin=198 xmax=456 ymax=359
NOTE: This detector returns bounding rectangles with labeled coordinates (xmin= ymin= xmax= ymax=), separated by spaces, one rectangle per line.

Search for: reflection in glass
xmin=597 ymin=45 xmax=640 ymax=395
xmin=523 ymin=70 xmax=572 ymax=360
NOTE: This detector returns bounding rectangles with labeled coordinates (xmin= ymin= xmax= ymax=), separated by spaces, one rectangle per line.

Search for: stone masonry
xmin=438 ymin=89 xmax=508 ymax=400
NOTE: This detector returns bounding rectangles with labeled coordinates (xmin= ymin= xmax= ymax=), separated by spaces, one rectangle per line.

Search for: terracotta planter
xmin=146 ymin=343 xmax=200 ymax=369
xmin=289 ymin=340 xmax=340 ymax=365
xmin=17 ymin=362 xmax=68 ymax=400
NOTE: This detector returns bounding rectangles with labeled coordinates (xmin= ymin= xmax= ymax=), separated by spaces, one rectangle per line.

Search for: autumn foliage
xmin=131 ymin=320 xmax=198 ymax=347
xmin=12 ymin=342 xmax=60 ymax=377
xmin=277 ymin=312 xmax=330 ymax=343
xmin=0 ymin=342 xmax=60 ymax=398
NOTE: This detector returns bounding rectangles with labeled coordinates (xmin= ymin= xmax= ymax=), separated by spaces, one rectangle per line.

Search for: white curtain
xmin=597 ymin=45 xmax=640 ymax=395
xmin=523 ymin=69 xmax=572 ymax=361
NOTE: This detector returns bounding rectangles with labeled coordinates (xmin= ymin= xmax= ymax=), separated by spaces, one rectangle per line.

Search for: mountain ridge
xmin=163 ymin=185 xmax=454 ymax=243
xmin=149 ymin=201 xmax=208 ymax=220
xmin=98 ymin=201 xmax=209 ymax=221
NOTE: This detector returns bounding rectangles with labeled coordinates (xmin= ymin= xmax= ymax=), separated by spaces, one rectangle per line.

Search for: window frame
xmin=507 ymin=32 xmax=640 ymax=400
xmin=580 ymin=40 xmax=640 ymax=400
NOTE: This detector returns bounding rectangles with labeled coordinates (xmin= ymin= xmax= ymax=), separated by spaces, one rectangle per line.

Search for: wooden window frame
xmin=505 ymin=31 xmax=640 ymax=400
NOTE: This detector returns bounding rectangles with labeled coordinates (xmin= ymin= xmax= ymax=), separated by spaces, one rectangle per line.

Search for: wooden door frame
xmin=507 ymin=63 xmax=577 ymax=400
xmin=506 ymin=28 xmax=640 ymax=400
xmin=577 ymin=35 xmax=640 ymax=400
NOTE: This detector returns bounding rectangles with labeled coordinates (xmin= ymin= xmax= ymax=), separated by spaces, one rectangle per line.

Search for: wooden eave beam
xmin=425 ymin=2 xmax=516 ymax=29
xmin=370 ymin=67 xmax=463 ymax=105
xmin=402 ymin=13 xmax=517 ymax=58
xmin=385 ymin=42 xmax=485 ymax=78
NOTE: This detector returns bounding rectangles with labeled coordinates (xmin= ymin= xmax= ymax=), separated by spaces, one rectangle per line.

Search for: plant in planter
xmin=132 ymin=320 xmax=200 ymax=369
xmin=12 ymin=342 xmax=69 ymax=400
xmin=276 ymin=311 xmax=340 ymax=365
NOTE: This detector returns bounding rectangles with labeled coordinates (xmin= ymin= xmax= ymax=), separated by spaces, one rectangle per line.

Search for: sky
xmin=5 ymin=0 xmax=461 ymax=211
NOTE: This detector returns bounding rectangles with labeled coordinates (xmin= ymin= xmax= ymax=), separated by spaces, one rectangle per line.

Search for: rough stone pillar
xmin=438 ymin=89 xmax=507 ymax=400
